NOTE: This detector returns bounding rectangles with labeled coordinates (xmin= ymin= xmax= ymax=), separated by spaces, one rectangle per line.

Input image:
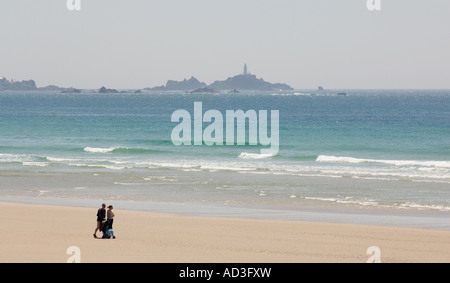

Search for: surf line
xmin=171 ymin=102 xmax=279 ymax=156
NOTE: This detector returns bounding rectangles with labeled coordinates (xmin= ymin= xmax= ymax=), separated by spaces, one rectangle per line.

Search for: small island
xmin=147 ymin=76 xmax=206 ymax=92
xmin=190 ymin=87 xmax=218 ymax=94
xmin=207 ymin=65 xmax=293 ymax=91
xmin=145 ymin=65 xmax=293 ymax=93
xmin=0 ymin=77 xmax=37 ymax=91
xmin=98 ymin=86 xmax=119 ymax=94
xmin=62 ymin=88 xmax=82 ymax=94
xmin=0 ymin=77 xmax=82 ymax=93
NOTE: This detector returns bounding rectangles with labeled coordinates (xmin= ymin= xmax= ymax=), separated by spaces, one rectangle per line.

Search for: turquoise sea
xmin=0 ymin=90 xmax=449 ymax=229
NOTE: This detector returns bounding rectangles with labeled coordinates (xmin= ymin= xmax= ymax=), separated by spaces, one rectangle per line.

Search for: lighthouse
xmin=243 ymin=64 xmax=248 ymax=76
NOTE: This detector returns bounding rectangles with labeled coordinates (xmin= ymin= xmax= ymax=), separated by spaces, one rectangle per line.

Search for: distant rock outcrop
xmin=148 ymin=76 xmax=206 ymax=91
xmin=38 ymin=85 xmax=83 ymax=93
xmin=190 ymin=87 xmax=218 ymax=94
xmin=208 ymin=74 xmax=292 ymax=91
xmin=0 ymin=77 xmax=37 ymax=91
xmin=62 ymin=87 xmax=82 ymax=94
xmin=98 ymin=86 xmax=119 ymax=94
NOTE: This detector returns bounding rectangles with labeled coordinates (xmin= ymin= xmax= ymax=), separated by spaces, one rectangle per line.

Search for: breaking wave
xmin=83 ymin=147 xmax=164 ymax=154
xmin=238 ymin=152 xmax=276 ymax=160
xmin=316 ymin=155 xmax=450 ymax=169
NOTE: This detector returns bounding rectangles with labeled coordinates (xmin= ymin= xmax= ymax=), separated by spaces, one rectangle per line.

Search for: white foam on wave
xmin=398 ymin=202 xmax=450 ymax=211
xmin=305 ymin=196 xmax=382 ymax=208
xmin=239 ymin=152 xmax=276 ymax=160
xmin=0 ymin=153 xmax=22 ymax=158
xmin=319 ymin=166 xmax=450 ymax=181
xmin=22 ymin=162 xmax=49 ymax=167
xmin=114 ymin=182 xmax=143 ymax=186
xmin=68 ymin=163 xmax=126 ymax=170
xmin=305 ymin=197 xmax=339 ymax=203
xmin=304 ymin=196 xmax=450 ymax=211
xmin=0 ymin=153 xmax=27 ymax=163
xmin=84 ymin=147 xmax=116 ymax=153
xmin=316 ymin=155 xmax=450 ymax=169
xmin=46 ymin=157 xmax=78 ymax=162
xmin=143 ymin=176 xmax=178 ymax=182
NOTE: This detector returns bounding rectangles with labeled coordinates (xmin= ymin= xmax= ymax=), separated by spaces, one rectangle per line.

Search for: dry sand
xmin=0 ymin=201 xmax=449 ymax=263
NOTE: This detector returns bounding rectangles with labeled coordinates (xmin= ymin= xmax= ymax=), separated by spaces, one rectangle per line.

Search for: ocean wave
xmin=398 ymin=202 xmax=450 ymax=211
xmin=83 ymin=147 xmax=164 ymax=154
xmin=143 ymin=176 xmax=178 ymax=182
xmin=46 ymin=157 xmax=79 ymax=162
xmin=68 ymin=163 xmax=126 ymax=170
xmin=114 ymin=182 xmax=144 ymax=186
xmin=316 ymin=155 xmax=450 ymax=169
xmin=84 ymin=147 xmax=116 ymax=153
xmin=0 ymin=153 xmax=27 ymax=163
xmin=239 ymin=152 xmax=276 ymax=160
xmin=22 ymin=162 xmax=50 ymax=167
xmin=288 ymin=155 xmax=318 ymax=161
xmin=304 ymin=196 xmax=450 ymax=211
xmin=39 ymin=155 xmax=450 ymax=181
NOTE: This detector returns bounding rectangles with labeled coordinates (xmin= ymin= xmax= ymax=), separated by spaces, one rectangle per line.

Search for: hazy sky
xmin=1 ymin=0 xmax=449 ymax=89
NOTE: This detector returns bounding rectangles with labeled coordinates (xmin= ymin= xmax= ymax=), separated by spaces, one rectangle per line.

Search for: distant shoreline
xmin=1 ymin=87 xmax=450 ymax=93
xmin=0 ymin=66 xmax=294 ymax=93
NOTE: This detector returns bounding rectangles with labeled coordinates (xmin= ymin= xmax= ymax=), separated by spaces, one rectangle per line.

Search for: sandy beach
xmin=0 ymin=201 xmax=449 ymax=263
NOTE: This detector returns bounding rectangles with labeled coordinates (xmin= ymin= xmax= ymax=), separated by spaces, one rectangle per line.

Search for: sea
xmin=0 ymin=90 xmax=449 ymax=229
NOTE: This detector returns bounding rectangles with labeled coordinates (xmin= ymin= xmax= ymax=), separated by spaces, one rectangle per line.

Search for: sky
xmin=0 ymin=0 xmax=449 ymax=89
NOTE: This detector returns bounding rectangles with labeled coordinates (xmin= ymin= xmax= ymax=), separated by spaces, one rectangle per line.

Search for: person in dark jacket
xmin=93 ymin=203 xmax=106 ymax=238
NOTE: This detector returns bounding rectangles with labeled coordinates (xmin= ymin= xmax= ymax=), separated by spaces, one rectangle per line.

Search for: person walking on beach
xmin=107 ymin=205 xmax=115 ymax=229
xmin=93 ymin=203 xmax=106 ymax=238
xmin=106 ymin=205 xmax=116 ymax=239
